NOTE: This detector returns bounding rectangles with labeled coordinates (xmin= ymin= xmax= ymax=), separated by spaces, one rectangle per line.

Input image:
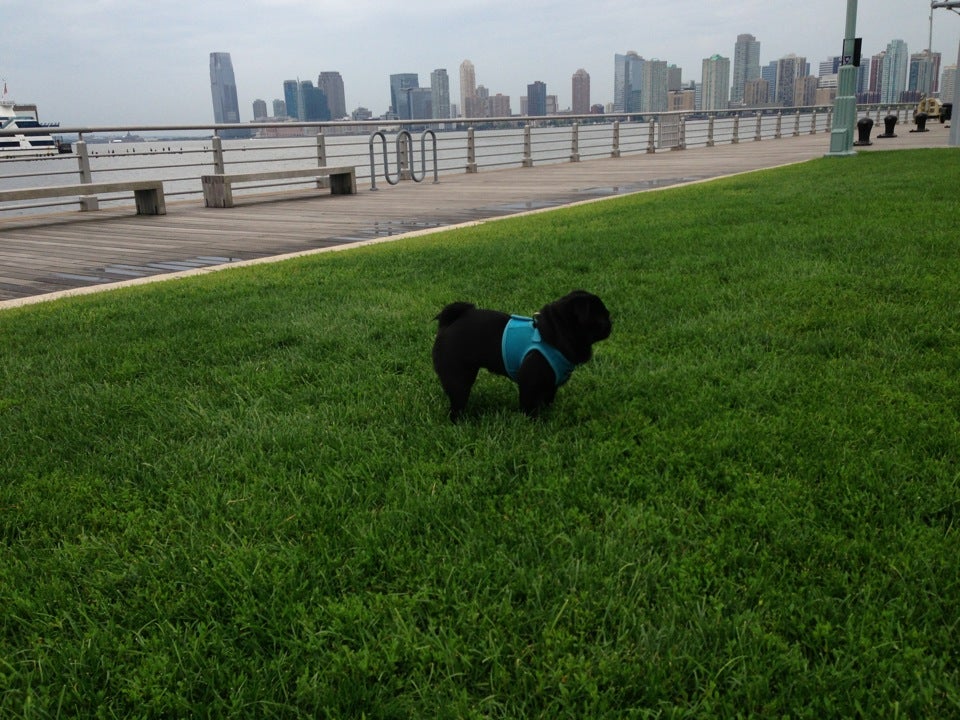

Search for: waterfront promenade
xmin=0 ymin=125 xmax=950 ymax=308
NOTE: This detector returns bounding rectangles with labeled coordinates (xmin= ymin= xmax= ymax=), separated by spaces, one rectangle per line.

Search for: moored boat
xmin=0 ymin=82 xmax=61 ymax=159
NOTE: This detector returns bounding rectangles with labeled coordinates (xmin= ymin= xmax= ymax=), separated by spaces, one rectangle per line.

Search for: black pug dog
xmin=432 ymin=290 xmax=611 ymax=421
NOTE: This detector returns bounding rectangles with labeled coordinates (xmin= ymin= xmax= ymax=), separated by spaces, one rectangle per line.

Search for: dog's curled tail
xmin=435 ymin=301 xmax=475 ymax=328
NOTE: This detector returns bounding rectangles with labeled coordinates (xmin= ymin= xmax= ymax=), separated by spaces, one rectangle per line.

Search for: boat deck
xmin=0 ymin=125 xmax=951 ymax=308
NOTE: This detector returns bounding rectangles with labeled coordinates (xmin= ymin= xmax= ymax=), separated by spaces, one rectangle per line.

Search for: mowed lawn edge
xmin=1 ymin=148 xmax=959 ymax=717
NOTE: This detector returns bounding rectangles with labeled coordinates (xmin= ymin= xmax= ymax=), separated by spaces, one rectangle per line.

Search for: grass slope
xmin=1 ymin=149 xmax=959 ymax=718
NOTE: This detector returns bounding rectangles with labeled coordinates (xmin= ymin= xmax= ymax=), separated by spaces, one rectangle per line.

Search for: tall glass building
xmin=430 ymin=68 xmax=451 ymax=120
xmin=732 ymin=34 xmax=761 ymax=105
xmin=390 ymin=74 xmax=419 ymax=120
xmin=209 ymin=52 xmax=241 ymax=125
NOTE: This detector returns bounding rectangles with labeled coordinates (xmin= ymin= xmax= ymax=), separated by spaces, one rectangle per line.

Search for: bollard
xmin=853 ymin=117 xmax=874 ymax=146
xmin=877 ymin=114 xmax=898 ymax=138
xmin=912 ymin=112 xmax=929 ymax=133
xmin=941 ymin=103 xmax=953 ymax=123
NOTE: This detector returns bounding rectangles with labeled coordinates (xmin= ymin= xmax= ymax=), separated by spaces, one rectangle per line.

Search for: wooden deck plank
xmin=0 ymin=128 xmax=949 ymax=305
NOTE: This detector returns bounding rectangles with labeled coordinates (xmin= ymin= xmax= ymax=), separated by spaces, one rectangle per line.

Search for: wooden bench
xmin=0 ymin=180 xmax=166 ymax=215
xmin=200 ymin=166 xmax=357 ymax=208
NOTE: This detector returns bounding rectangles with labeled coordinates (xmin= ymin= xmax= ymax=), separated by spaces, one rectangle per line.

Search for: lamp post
xmin=931 ymin=1 xmax=960 ymax=147
xmin=827 ymin=0 xmax=859 ymax=156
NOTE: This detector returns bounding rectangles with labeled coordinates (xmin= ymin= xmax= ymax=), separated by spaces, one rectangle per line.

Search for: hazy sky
xmin=3 ymin=0 xmax=957 ymax=127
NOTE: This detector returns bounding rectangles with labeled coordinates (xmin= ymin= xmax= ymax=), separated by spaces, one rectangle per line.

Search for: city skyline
xmin=4 ymin=0 xmax=957 ymax=126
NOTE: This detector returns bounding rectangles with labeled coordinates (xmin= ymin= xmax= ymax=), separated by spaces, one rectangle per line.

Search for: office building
xmin=614 ymin=52 xmax=644 ymax=112
xmin=909 ymin=51 xmax=940 ymax=96
xmin=431 ymin=68 xmax=451 ymax=120
xmin=701 ymin=55 xmax=731 ymax=111
xmin=389 ymin=73 xmax=419 ymax=120
xmin=775 ymin=54 xmax=808 ymax=107
xmin=318 ymin=72 xmax=347 ymax=119
xmin=819 ymin=57 xmax=841 ymax=77
xmin=252 ymin=99 xmax=268 ymax=120
xmin=667 ymin=65 xmax=682 ymax=92
xmin=941 ymin=65 xmax=957 ymax=103
xmin=488 ymin=93 xmax=512 ymax=117
xmin=732 ymin=34 xmax=761 ymax=105
xmin=272 ymin=98 xmax=286 ymax=118
xmin=762 ymin=61 xmax=778 ymax=104
xmin=299 ymin=80 xmax=329 ymax=121
xmin=744 ymin=77 xmax=770 ymax=107
xmin=460 ymin=60 xmax=477 ymax=118
xmin=527 ymin=81 xmax=547 ymax=116
xmin=407 ymin=87 xmax=433 ymax=121
xmin=642 ymin=59 xmax=669 ymax=112
xmin=283 ymin=80 xmax=300 ymax=120
xmin=572 ymin=69 xmax=590 ymax=114
xmin=880 ymin=40 xmax=909 ymax=103
xmin=209 ymin=52 xmax=241 ymax=125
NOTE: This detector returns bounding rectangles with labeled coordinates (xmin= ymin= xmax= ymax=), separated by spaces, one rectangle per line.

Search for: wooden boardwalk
xmin=0 ymin=126 xmax=950 ymax=308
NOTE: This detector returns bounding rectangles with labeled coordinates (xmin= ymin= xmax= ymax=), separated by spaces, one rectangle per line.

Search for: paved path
xmin=0 ymin=124 xmax=951 ymax=308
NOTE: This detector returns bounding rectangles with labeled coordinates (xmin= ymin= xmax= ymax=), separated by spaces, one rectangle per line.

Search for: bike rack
xmin=368 ymin=129 xmax=438 ymax=190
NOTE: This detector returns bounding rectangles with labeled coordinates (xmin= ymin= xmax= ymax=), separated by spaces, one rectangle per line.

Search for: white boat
xmin=0 ymin=83 xmax=61 ymax=159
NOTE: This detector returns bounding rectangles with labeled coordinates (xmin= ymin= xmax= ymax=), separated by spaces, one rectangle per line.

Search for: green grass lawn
xmin=2 ymin=148 xmax=959 ymax=718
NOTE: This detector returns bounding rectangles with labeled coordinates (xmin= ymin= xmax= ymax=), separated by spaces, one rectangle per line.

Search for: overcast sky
xmin=3 ymin=0 xmax=956 ymax=127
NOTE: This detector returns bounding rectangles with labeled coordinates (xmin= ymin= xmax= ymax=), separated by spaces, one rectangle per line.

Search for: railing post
xmin=522 ymin=124 xmax=533 ymax=167
xmin=754 ymin=111 xmax=762 ymax=141
xmin=794 ymin=111 xmax=801 ymax=137
xmin=211 ymin=135 xmax=226 ymax=174
xmin=316 ymin=129 xmax=327 ymax=167
xmin=570 ymin=122 xmax=580 ymax=162
xmin=775 ymin=112 xmax=783 ymax=139
xmin=706 ymin=114 xmax=715 ymax=147
xmin=466 ymin=127 xmax=478 ymax=173
xmin=75 ymin=139 xmax=93 ymax=184
xmin=674 ymin=116 xmax=686 ymax=150
xmin=732 ymin=114 xmax=740 ymax=144
xmin=826 ymin=109 xmax=833 ymax=133
xmin=399 ymin=131 xmax=412 ymax=180
xmin=74 ymin=139 xmax=98 ymax=211
xmin=611 ymin=121 xmax=621 ymax=158
xmin=810 ymin=110 xmax=818 ymax=134
xmin=646 ymin=118 xmax=655 ymax=153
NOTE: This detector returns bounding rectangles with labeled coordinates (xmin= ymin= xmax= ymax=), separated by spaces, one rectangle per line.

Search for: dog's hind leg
xmin=439 ymin=366 xmax=479 ymax=422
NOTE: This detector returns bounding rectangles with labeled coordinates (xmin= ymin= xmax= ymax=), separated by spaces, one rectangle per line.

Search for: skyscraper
xmin=390 ymin=73 xmax=419 ymax=120
xmin=614 ymin=52 xmax=644 ymax=112
xmin=701 ymin=55 xmax=731 ymax=111
xmin=209 ymin=52 xmax=241 ymax=125
xmin=283 ymin=80 xmax=300 ymax=120
xmin=732 ymin=34 xmax=761 ymax=105
xmin=460 ymin=60 xmax=477 ymax=118
xmin=908 ymin=51 xmax=940 ymax=95
xmin=252 ymin=99 xmax=268 ymax=120
xmin=775 ymin=54 xmax=807 ymax=107
xmin=880 ymin=40 xmax=909 ymax=103
xmin=642 ymin=60 xmax=669 ymax=112
xmin=318 ymin=72 xmax=347 ymax=119
xmin=527 ymin=81 xmax=547 ymax=116
xmin=572 ymin=69 xmax=590 ymax=114
xmin=431 ymin=68 xmax=451 ymax=120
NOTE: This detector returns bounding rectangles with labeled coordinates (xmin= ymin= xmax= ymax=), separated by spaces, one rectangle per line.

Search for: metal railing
xmin=0 ymin=104 xmax=916 ymax=216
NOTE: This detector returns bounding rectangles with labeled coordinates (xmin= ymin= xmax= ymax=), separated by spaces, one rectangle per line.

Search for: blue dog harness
xmin=501 ymin=315 xmax=577 ymax=386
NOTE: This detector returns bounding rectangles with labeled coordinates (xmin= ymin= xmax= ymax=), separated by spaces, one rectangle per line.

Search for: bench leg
xmin=202 ymin=176 xmax=233 ymax=208
xmin=330 ymin=170 xmax=357 ymax=195
xmin=80 ymin=195 xmax=100 ymax=212
xmin=134 ymin=188 xmax=167 ymax=215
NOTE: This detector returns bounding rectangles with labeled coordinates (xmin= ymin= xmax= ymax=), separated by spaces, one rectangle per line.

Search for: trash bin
xmin=854 ymin=117 xmax=874 ymax=146
xmin=913 ymin=112 xmax=929 ymax=132
xmin=942 ymin=103 xmax=952 ymax=123
xmin=878 ymin=114 xmax=898 ymax=138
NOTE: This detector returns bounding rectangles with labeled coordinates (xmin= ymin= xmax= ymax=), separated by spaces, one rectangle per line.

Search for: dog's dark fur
xmin=432 ymin=290 xmax=611 ymax=421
